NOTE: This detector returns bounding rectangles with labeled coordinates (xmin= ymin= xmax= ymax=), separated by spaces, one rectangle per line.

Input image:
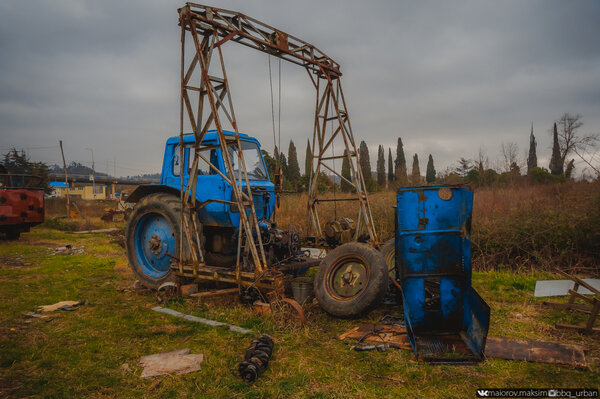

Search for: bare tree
xmin=501 ymin=142 xmax=519 ymax=173
xmin=574 ymin=146 xmax=600 ymax=177
xmin=554 ymin=113 xmax=598 ymax=169
xmin=475 ymin=146 xmax=489 ymax=172
xmin=475 ymin=146 xmax=489 ymax=184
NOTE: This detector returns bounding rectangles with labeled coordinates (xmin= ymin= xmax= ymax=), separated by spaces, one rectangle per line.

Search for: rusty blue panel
xmin=396 ymin=185 xmax=489 ymax=362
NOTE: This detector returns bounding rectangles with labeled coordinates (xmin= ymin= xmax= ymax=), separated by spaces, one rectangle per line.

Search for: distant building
xmin=49 ymin=182 xmax=106 ymax=200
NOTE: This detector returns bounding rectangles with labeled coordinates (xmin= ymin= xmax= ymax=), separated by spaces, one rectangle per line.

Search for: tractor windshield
xmin=228 ymin=141 xmax=268 ymax=181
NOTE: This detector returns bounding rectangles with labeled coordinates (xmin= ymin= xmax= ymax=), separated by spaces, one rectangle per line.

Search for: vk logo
xmin=477 ymin=390 xmax=489 ymax=397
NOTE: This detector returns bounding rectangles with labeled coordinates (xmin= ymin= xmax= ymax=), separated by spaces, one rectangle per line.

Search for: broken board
xmin=485 ymin=337 xmax=587 ymax=369
xmin=339 ymin=325 xmax=587 ymax=368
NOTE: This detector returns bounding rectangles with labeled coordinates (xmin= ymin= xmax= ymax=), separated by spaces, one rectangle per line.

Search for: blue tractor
xmin=127 ymin=130 xmax=282 ymax=284
xmin=125 ymin=130 xmax=389 ymax=317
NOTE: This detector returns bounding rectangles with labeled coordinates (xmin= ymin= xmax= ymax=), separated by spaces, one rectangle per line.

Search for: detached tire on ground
xmin=380 ymin=238 xmax=395 ymax=277
xmin=126 ymin=193 xmax=189 ymax=289
xmin=314 ymin=242 xmax=388 ymax=318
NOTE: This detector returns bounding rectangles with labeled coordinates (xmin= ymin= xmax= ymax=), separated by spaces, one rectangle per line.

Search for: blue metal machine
xmin=395 ymin=185 xmax=490 ymax=362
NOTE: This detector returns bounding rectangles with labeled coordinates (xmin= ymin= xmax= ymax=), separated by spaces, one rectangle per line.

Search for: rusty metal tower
xmin=177 ymin=3 xmax=378 ymax=284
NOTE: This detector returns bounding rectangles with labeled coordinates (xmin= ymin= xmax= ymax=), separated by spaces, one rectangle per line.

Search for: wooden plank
xmin=542 ymin=301 xmax=593 ymax=313
xmin=189 ymin=288 xmax=239 ymax=299
xmin=484 ymin=336 xmax=588 ymax=369
xmin=567 ymin=289 xmax=597 ymax=304
xmin=556 ymin=324 xmax=600 ymax=334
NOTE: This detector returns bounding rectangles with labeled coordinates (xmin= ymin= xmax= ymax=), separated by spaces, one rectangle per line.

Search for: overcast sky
xmin=1 ymin=0 xmax=599 ymax=178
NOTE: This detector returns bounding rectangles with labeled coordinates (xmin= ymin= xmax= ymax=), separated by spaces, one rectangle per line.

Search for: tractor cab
xmin=160 ymin=130 xmax=275 ymax=227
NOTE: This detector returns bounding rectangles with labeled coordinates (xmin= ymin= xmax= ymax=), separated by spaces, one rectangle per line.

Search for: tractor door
xmin=185 ymin=147 xmax=229 ymax=226
xmin=164 ymin=144 xmax=183 ymax=189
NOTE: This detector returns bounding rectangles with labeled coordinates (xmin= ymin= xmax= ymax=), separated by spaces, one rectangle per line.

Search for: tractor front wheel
xmin=125 ymin=193 xmax=184 ymax=289
xmin=314 ymin=242 xmax=388 ymax=318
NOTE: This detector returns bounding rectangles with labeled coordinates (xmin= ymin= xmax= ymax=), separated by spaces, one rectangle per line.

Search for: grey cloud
xmin=0 ymin=0 xmax=599 ymax=177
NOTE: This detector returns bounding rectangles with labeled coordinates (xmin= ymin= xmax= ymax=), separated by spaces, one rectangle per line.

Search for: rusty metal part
xmin=271 ymin=297 xmax=305 ymax=329
xmin=238 ymin=334 xmax=274 ymax=382
xmin=176 ymin=263 xmax=284 ymax=291
xmin=437 ymin=187 xmax=453 ymax=201
xmin=324 ymin=218 xmax=356 ymax=247
xmin=325 ymin=254 xmax=369 ymax=301
xmin=156 ymin=282 xmax=178 ymax=303
xmin=339 ymin=324 xmax=589 ymax=368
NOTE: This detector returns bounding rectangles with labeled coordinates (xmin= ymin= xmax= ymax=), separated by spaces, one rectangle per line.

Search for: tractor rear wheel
xmin=126 ymin=193 xmax=188 ymax=289
xmin=314 ymin=242 xmax=388 ymax=318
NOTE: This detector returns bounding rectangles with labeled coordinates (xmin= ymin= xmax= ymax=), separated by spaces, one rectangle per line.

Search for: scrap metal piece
xmin=271 ymin=297 xmax=305 ymax=329
xmin=238 ymin=335 xmax=274 ymax=383
xmin=156 ymin=282 xmax=178 ymax=303
xmin=396 ymin=185 xmax=489 ymax=362
xmin=535 ymin=279 xmax=600 ymax=297
xmin=339 ymin=324 xmax=589 ymax=368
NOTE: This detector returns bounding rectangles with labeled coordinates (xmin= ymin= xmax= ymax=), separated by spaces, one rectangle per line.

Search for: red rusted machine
xmin=0 ymin=174 xmax=45 ymax=240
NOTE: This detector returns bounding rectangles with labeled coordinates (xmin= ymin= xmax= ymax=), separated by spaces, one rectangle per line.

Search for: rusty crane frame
xmin=175 ymin=3 xmax=378 ymax=288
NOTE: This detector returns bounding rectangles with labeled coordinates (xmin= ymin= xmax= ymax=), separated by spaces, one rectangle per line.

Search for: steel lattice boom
xmin=176 ymin=3 xmax=378 ymax=284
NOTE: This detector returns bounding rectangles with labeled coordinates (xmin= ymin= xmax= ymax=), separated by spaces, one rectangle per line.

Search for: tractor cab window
xmin=228 ymin=141 xmax=268 ymax=181
xmin=172 ymin=144 xmax=181 ymax=176
xmin=189 ymin=148 xmax=218 ymax=176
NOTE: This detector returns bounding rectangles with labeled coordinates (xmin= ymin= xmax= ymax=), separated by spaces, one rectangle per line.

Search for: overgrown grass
xmin=472 ymin=182 xmax=600 ymax=273
xmin=0 ymin=228 xmax=598 ymax=398
xmin=277 ymin=181 xmax=600 ymax=273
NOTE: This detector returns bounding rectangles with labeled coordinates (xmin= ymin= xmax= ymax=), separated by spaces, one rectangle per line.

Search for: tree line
xmin=459 ymin=112 xmax=598 ymax=186
xmin=264 ymin=112 xmax=598 ymax=193
xmin=262 ymin=136 xmax=437 ymax=193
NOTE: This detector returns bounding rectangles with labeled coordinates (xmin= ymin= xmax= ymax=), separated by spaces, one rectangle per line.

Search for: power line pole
xmin=86 ymin=147 xmax=95 ymax=199
xmin=59 ymin=140 xmax=70 ymax=217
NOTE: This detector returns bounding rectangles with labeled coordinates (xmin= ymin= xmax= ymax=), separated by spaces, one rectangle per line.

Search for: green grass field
xmin=0 ymin=227 xmax=598 ymax=398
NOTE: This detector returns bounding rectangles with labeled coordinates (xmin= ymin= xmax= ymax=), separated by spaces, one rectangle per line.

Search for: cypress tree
xmin=376 ymin=145 xmax=386 ymax=187
xmin=527 ymin=123 xmax=537 ymax=174
xmin=425 ymin=154 xmax=436 ymax=183
xmin=549 ymin=123 xmax=563 ymax=175
xmin=394 ymin=138 xmax=407 ymax=184
xmin=287 ymin=140 xmax=301 ymax=184
xmin=341 ymin=149 xmax=352 ymax=192
xmin=304 ymin=139 xmax=312 ymax=178
xmin=411 ymin=153 xmax=421 ymax=185
xmin=279 ymin=151 xmax=288 ymax=180
xmin=359 ymin=141 xmax=372 ymax=183
xmin=387 ymin=148 xmax=394 ymax=184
